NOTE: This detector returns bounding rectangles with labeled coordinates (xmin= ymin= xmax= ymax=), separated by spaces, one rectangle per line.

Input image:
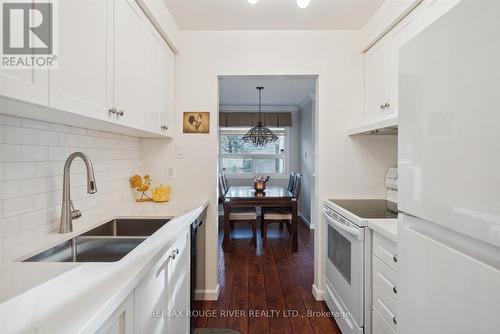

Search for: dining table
xmin=222 ymin=185 xmax=298 ymax=252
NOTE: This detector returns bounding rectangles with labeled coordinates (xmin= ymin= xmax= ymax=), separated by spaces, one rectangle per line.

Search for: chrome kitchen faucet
xmin=60 ymin=152 xmax=97 ymax=233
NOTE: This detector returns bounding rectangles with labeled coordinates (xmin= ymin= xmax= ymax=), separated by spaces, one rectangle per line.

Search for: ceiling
xmin=219 ymin=75 xmax=316 ymax=107
xmin=163 ymin=0 xmax=384 ymax=30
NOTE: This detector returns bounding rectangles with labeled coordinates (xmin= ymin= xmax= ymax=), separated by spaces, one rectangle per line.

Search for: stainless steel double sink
xmin=23 ymin=218 xmax=172 ymax=263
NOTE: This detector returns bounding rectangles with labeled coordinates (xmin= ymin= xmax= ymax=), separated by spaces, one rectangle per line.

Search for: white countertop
xmin=368 ymin=218 xmax=398 ymax=242
xmin=0 ymin=198 xmax=208 ymax=334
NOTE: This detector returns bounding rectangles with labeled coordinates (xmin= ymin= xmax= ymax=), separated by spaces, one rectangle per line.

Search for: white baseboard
xmin=312 ymin=284 xmax=325 ymax=301
xmin=195 ymin=284 xmax=220 ymax=301
xmin=299 ymin=212 xmax=315 ymax=229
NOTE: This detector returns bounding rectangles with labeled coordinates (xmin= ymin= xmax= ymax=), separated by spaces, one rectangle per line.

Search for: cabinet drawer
xmin=373 ymin=282 xmax=397 ymax=332
xmin=372 ymin=306 xmax=396 ymax=334
xmin=373 ymin=255 xmax=398 ymax=301
xmin=373 ymin=232 xmax=398 ymax=271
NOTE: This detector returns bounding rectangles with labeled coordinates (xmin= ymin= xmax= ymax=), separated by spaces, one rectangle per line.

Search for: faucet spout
xmin=60 ymin=152 xmax=98 ymax=233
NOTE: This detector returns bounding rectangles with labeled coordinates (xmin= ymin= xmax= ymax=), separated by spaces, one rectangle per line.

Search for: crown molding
xmin=219 ymin=105 xmax=300 ymax=112
xmin=298 ymin=94 xmax=315 ymax=110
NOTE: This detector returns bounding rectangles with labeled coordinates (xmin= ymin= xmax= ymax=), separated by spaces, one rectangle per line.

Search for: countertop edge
xmin=368 ymin=219 xmax=398 ymax=242
xmin=0 ymin=199 xmax=209 ymax=334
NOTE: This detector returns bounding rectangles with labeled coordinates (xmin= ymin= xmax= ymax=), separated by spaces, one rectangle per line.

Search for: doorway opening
xmin=194 ymin=75 xmax=333 ymax=332
xmin=217 ymin=74 xmax=318 ymax=246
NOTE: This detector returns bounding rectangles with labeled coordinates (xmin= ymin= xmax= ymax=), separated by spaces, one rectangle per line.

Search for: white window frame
xmin=219 ymin=127 xmax=290 ymax=179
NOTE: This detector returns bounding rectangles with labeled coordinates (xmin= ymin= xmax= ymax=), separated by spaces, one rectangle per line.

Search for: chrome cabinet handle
xmin=108 ymin=107 xmax=117 ymax=114
xmin=393 ymin=254 xmax=398 ymax=263
xmin=393 ymin=316 xmax=397 ymax=325
xmin=156 ymin=254 xmax=174 ymax=277
xmin=161 ymin=125 xmax=168 ymax=131
xmin=117 ymin=110 xmax=124 ymax=116
xmin=380 ymin=102 xmax=391 ymax=110
xmin=170 ymin=248 xmax=179 ymax=259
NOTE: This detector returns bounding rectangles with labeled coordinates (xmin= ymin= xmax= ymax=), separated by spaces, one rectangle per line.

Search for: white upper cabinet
xmin=0 ymin=0 xmax=175 ymax=138
xmin=158 ymin=40 xmax=175 ymax=136
xmin=0 ymin=0 xmax=49 ymax=106
xmin=114 ymin=0 xmax=150 ymax=128
xmin=49 ymin=0 xmax=113 ymax=120
xmin=352 ymin=0 xmax=460 ymax=135
xmin=364 ymin=34 xmax=394 ymax=123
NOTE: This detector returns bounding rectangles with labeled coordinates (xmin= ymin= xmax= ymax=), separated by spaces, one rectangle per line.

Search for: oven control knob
xmin=393 ymin=286 xmax=398 ymax=294
xmin=393 ymin=254 xmax=398 ymax=263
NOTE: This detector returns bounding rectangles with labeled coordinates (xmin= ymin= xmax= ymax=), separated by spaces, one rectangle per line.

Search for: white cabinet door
xmin=134 ymin=244 xmax=171 ymax=334
xmin=0 ymin=0 xmax=49 ymax=106
xmin=49 ymin=0 xmax=113 ymax=120
xmin=134 ymin=226 xmax=190 ymax=334
xmin=97 ymin=293 xmax=135 ymax=334
xmin=113 ymin=0 xmax=149 ymax=128
xmin=372 ymin=306 xmax=396 ymax=334
xmin=143 ymin=26 xmax=162 ymax=133
xmin=364 ymin=35 xmax=393 ymax=123
xmin=166 ymin=227 xmax=190 ymax=334
xmin=158 ymin=41 xmax=175 ymax=137
xmin=143 ymin=28 xmax=175 ymax=136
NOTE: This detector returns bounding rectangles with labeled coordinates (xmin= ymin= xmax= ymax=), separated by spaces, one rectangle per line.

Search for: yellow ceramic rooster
xmin=129 ymin=175 xmax=152 ymax=202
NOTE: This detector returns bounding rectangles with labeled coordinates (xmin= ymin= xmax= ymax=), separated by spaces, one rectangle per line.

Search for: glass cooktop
xmin=329 ymin=199 xmax=398 ymax=219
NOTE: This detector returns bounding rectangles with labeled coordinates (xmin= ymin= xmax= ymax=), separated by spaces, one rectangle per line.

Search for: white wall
xmin=142 ymin=30 xmax=398 ymax=300
xmin=0 ymin=114 xmax=141 ymax=256
xmin=299 ymin=98 xmax=314 ymax=225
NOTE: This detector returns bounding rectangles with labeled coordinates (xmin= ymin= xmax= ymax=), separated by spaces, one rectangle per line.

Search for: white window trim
xmin=219 ymin=127 xmax=290 ymax=178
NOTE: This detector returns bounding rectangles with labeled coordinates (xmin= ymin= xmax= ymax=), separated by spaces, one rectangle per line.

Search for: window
xmin=219 ymin=127 xmax=288 ymax=177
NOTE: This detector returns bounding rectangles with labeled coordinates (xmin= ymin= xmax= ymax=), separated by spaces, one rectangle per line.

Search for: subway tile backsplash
xmin=0 ymin=114 xmax=141 ymax=254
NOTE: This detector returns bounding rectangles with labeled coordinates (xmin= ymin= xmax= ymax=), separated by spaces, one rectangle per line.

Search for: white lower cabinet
xmin=371 ymin=230 xmax=398 ymax=334
xmin=372 ymin=306 xmax=395 ymax=334
xmin=134 ymin=225 xmax=190 ymax=334
xmin=97 ymin=294 xmax=135 ymax=334
xmin=98 ymin=225 xmax=190 ymax=334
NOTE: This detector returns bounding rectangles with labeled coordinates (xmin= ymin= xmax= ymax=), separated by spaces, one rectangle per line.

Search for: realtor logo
xmin=1 ymin=1 xmax=57 ymax=68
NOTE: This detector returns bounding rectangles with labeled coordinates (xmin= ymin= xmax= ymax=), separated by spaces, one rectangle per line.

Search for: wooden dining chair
xmin=261 ymin=173 xmax=302 ymax=245
xmin=286 ymin=172 xmax=296 ymax=193
xmin=219 ymin=172 xmax=258 ymax=246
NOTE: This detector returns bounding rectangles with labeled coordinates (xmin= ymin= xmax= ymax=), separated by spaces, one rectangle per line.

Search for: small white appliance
xmin=398 ymin=1 xmax=500 ymax=333
xmin=323 ymin=168 xmax=398 ymax=334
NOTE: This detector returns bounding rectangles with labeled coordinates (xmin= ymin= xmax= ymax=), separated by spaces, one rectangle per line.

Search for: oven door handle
xmin=323 ymin=209 xmax=364 ymax=241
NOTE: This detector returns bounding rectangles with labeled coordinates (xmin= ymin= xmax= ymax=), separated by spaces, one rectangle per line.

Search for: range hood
xmin=348 ymin=116 xmax=398 ymax=135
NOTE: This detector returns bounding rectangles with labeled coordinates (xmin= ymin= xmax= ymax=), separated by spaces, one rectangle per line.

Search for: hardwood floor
xmin=193 ymin=217 xmax=342 ymax=334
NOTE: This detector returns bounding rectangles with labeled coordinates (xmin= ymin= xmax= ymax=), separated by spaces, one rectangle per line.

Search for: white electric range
xmin=323 ymin=168 xmax=398 ymax=334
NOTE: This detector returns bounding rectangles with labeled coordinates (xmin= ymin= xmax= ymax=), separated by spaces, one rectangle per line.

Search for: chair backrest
xmin=219 ymin=172 xmax=229 ymax=198
xmin=287 ymin=172 xmax=296 ymax=193
xmin=292 ymin=173 xmax=302 ymax=198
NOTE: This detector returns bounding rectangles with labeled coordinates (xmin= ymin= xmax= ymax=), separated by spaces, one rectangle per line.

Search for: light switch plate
xmin=166 ymin=167 xmax=175 ymax=179
xmin=176 ymin=144 xmax=183 ymax=159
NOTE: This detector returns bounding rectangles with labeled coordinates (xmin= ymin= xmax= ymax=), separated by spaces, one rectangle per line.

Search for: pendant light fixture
xmin=242 ymin=86 xmax=278 ymax=147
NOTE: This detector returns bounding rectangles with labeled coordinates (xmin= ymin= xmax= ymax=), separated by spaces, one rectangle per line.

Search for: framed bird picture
xmin=183 ymin=112 xmax=210 ymax=134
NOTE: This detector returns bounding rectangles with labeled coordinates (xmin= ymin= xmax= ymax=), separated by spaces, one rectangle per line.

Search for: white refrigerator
xmin=398 ymin=0 xmax=500 ymax=333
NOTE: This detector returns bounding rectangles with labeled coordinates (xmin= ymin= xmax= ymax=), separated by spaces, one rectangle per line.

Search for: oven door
xmin=323 ymin=206 xmax=365 ymax=333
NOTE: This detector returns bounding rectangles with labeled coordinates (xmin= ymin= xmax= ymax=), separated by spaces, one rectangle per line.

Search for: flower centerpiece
xmin=253 ymin=175 xmax=270 ymax=192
